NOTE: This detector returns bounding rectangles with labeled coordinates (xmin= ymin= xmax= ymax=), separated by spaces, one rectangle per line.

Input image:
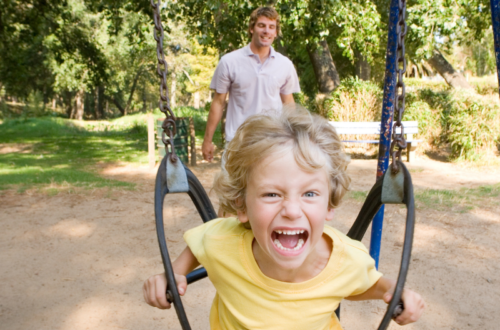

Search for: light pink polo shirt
xmin=210 ymin=44 xmax=300 ymax=142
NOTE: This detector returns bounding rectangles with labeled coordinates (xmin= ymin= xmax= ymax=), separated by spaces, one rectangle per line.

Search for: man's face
xmin=250 ymin=16 xmax=277 ymax=48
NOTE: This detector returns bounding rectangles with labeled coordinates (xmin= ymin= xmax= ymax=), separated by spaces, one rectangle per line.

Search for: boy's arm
xmin=346 ymin=276 xmax=425 ymax=325
xmin=143 ymin=246 xmax=200 ymax=310
xmin=173 ymin=245 xmax=200 ymax=275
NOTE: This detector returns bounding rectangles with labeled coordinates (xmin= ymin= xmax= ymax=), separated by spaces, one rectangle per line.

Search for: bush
xmin=403 ymin=100 xmax=441 ymax=146
xmin=443 ymin=90 xmax=500 ymax=161
xmin=469 ymin=76 xmax=499 ymax=95
xmin=321 ymin=77 xmax=383 ymax=121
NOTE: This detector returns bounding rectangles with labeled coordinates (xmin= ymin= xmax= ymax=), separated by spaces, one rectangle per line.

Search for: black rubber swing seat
xmin=154 ymin=156 xmax=415 ymax=330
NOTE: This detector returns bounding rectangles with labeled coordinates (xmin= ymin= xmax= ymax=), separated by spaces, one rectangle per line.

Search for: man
xmin=202 ymin=6 xmax=300 ymax=162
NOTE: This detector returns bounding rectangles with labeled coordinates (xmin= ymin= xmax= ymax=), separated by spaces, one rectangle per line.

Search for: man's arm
xmin=202 ymin=92 xmax=227 ymax=162
xmin=280 ymin=93 xmax=295 ymax=106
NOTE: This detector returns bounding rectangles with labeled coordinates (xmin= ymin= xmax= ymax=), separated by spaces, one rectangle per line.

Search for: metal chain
xmin=151 ymin=0 xmax=178 ymax=162
xmin=390 ymin=0 xmax=408 ymax=173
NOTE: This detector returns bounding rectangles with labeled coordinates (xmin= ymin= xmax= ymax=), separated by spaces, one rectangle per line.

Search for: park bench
xmin=329 ymin=121 xmax=420 ymax=162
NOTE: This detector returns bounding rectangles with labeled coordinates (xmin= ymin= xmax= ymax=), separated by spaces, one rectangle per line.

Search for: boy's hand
xmin=383 ymin=287 xmax=425 ymax=325
xmin=143 ymin=272 xmax=187 ymax=309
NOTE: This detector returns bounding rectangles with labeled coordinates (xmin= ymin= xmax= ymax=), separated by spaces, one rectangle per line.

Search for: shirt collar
xmin=244 ymin=43 xmax=276 ymax=58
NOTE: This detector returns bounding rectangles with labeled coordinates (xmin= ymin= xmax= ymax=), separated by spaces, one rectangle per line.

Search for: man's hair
xmin=214 ymin=106 xmax=351 ymax=215
xmin=248 ymin=6 xmax=281 ymax=39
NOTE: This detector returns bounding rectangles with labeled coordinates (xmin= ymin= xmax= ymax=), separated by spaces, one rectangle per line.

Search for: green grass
xmin=0 ymin=117 xmax=146 ymax=191
xmin=346 ymin=183 xmax=500 ymax=212
xmin=0 ymin=108 xmax=220 ymax=192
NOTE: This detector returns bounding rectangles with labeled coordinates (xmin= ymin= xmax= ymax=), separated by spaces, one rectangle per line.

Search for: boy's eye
xmin=265 ymin=193 xmax=278 ymax=197
xmin=304 ymin=191 xmax=316 ymax=197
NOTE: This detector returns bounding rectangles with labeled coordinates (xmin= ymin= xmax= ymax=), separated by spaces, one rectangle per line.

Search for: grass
xmin=0 ymin=117 xmax=144 ymax=192
xmin=346 ymin=183 xmax=500 ymax=212
xmin=0 ymin=107 xmax=223 ymax=193
xmin=416 ymin=183 xmax=500 ymax=211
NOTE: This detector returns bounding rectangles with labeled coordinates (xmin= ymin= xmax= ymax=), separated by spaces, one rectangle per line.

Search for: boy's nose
xmin=280 ymin=199 xmax=302 ymax=220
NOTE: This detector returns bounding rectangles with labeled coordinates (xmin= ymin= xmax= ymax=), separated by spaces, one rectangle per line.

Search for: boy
xmin=144 ymin=108 xmax=425 ymax=329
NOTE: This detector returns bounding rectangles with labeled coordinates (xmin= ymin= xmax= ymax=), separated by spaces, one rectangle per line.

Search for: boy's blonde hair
xmin=248 ymin=7 xmax=281 ymax=39
xmin=214 ymin=107 xmax=351 ymax=215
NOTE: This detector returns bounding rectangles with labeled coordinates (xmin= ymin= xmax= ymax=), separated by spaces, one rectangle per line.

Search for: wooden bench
xmin=329 ymin=121 xmax=420 ymax=162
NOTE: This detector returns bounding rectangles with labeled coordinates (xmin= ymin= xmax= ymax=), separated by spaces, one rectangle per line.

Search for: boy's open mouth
xmin=271 ymin=229 xmax=308 ymax=251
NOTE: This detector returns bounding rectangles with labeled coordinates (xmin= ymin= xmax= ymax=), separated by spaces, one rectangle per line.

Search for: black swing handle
xmin=347 ymin=160 xmax=415 ymax=329
xmin=154 ymin=156 xmax=216 ymax=330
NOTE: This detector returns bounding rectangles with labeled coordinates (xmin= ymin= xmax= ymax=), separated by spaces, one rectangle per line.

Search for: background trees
xmin=0 ymin=0 xmax=497 ymax=121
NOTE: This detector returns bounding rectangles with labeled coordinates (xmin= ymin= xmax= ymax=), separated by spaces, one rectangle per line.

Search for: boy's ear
xmin=235 ymin=198 xmax=248 ymax=223
xmin=237 ymin=209 xmax=249 ymax=223
xmin=325 ymin=208 xmax=335 ymax=221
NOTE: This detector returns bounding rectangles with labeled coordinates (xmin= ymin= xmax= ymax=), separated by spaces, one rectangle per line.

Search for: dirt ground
xmin=1 ymin=155 xmax=500 ymax=330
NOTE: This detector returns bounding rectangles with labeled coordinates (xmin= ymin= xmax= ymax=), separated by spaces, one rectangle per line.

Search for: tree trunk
xmin=354 ymin=48 xmax=371 ymax=81
xmin=94 ymin=89 xmax=100 ymax=119
xmin=97 ymin=86 xmax=104 ymax=119
xmin=142 ymin=83 xmax=147 ymax=112
xmin=307 ymin=40 xmax=340 ymax=94
xmin=74 ymin=89 xmax=84 ymax=120
xmin=107 ymin=95 xmax=125 ymax=116
xmin=124 ymin=66 xmax=143 ymax=115
xmin=66 ymin=92 xmax=74 ymax=118
xmin=428 ymin=49 xmax=473 ymax=89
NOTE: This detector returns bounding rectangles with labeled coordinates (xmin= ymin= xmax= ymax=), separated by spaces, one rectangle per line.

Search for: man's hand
xmin=202 ymin=139 xmax=215 ymax=162
xmin=143 ymin=272 xmax=187 ymax=310
xmin=384 ymin=287 xmax=425 ymax=325
xmin=202 ymin=92 xmax=227 ymax=162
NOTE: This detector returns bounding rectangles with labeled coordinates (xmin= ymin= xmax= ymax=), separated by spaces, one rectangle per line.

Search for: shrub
xmin=403 ymin=100 xmax=441 ymax=147
xmin=469 ymin=76 xmax=499 ymax=96
xmin=443 ymin=90 xmax=500 ymax=161
xmin=322 ymin=77 xmax=383 ymax=122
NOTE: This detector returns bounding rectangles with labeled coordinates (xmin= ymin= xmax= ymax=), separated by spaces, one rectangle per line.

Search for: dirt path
xmin=1 ymin=157 xmax=499 ymax=330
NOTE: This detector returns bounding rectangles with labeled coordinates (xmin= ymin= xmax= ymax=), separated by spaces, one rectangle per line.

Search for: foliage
xmin=403 ymin=82 xmax=500 ymax=161
xmin=403 ymin=99 xmax=441 ymax=146
xmin=166 ymin=0 xmax=383 ymax=96
xmin=443 ymin=90 xmax=500 ymax=161
xmin=469 ymin=75 xmax=499 ymax=95
xmin=321 ymin=77 xmax=383 ymax=121
xmin=405 ymin=0 xmax=491 ymax=60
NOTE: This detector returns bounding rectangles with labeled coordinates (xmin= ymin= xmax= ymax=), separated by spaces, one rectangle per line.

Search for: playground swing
xmin=150 ymin=0 xmax=415 ymax=329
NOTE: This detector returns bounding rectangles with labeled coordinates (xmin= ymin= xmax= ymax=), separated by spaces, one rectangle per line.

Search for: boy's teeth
xmin=275 ymin=230 xmax=305 ymax=235
xmin=274 ymin=238 xmax=305 ymax=251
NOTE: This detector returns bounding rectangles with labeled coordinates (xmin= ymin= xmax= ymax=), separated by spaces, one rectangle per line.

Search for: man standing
xmin=202 ymin=6 xmax=300 ymax=162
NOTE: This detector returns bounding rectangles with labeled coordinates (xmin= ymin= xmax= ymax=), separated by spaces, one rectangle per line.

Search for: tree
xmin=401 ymin=0 xmax=491 ymax=89
xmin=166 ymin=0 xmax=382 ymax=96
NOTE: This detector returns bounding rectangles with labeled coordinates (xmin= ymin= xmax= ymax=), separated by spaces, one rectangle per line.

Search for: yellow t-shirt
xmin=184 ymin=218 xmax=382 ymax=330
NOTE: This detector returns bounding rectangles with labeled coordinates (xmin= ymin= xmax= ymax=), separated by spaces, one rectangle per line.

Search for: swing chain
xmin=151 ymin=0 xmax=178 ymax=162
xmin=390 ymin=0 xmax=408 ymax=173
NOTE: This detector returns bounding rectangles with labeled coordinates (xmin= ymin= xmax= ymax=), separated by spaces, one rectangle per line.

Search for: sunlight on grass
xmin=0 ymin=117 xmax=145 ymax=191
xmin=346 ymin=183 xmax=500 ymax=212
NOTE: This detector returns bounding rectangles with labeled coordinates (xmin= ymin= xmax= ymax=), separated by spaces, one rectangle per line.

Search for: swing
xmin=150 ymin=0 xmax=414 ymax=329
